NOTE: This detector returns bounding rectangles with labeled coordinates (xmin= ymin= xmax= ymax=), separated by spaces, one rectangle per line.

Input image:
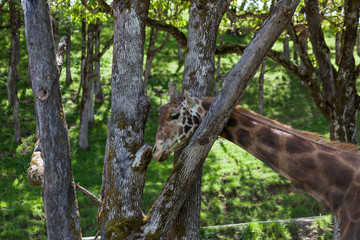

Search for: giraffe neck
xmin=197 ymin=98 xmax=360 ymax=239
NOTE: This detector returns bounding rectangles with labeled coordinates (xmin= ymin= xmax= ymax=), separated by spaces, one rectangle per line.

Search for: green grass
xmin=0 ymin=16 xmax=343 ymax=239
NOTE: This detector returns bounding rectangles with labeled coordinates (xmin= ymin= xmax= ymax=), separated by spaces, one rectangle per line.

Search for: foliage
xmin=149 ymin=0 xmax=189 ymax=27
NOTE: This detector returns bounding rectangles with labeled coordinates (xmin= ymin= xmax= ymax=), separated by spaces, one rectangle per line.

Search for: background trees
xmin=1 ymin=0 xmax=360 ymax=239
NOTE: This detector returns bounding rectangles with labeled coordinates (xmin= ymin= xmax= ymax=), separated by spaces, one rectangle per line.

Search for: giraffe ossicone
xmin=153 ymin=82 xmax=360 ymax=239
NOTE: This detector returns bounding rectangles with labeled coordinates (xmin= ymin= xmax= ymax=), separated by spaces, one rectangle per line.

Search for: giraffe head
xmin=152 ymin=83 xmax=206 ymax=162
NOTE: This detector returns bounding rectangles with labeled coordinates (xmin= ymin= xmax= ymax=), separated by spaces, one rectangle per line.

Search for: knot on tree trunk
xmin=132 ymin=144 xmax=152 ymax=169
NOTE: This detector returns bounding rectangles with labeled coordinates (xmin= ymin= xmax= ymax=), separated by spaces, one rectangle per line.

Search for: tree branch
xmin=75 ymin=183 xmax=102 ymax=206
xmin=146 ymin=18 xmax=187 ymax=49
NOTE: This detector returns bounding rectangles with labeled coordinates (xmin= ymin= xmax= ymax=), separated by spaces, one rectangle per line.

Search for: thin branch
xmin=75 ymin=183 xmax=102 ymax=206
xmin=154 ymin=32 xmax=170 ymax=54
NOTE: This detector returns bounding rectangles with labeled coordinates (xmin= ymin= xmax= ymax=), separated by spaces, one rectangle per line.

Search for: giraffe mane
xmin=234 ymin=106 xmax=360 ymax=154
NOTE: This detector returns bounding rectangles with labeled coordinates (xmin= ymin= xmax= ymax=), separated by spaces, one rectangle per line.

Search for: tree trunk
xmin=94 ymin=21 xmax=103 ymax=103
xmin=214 ymin=31 xmax=225 ymax=96
xmin=357 ymin=31 xmax=360 ymax=57
xmin=177 ymin=42 xmax=184 ymax=65
xmin=144 ymin=29 xmax=169 ymax=92
xmin=283 ymin=37 xmax=290 ymax=61
xmin=172 ymin=1 xmax=228 ymax=239
xmin=98 ymin=0 xmax=151 ymax=238
xmin=81 ymin=18 xmax=86 ymax=89
xmin=7 ymin=0 xmax=21 ymax=144
xmin=52 ymin=16 xmax=59 ymax=53
xmin=144 ymin=28 xmax=157 ymax=91
xmin=65 ymin=23 xmax=72 ymax=84
xmin=79 ymin=22 xmax=95 ymax=150
xmin=23 ymin=0 xmax=81 ymax=238
xmin=258 ymin=57 xmax=266 ymax=115
xmin=335 ymin=31 xmax=341 ymax=66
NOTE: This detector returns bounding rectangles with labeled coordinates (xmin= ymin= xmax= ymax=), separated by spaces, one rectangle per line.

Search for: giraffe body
xmin=153 ymin=89 xmax=360 ymax=239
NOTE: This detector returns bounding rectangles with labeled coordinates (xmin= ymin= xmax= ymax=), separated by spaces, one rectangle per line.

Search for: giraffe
xmin=152 ymin=84 xmax=360 ymax=240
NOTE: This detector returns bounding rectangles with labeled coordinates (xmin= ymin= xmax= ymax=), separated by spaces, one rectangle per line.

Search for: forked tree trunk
xmin=173 ymin=0 xmax=229 ymax=239
xmin=23 ymin=0 xmax=81 ymax=238
xmin=7 ymin=0 xmax=21 ymax=144
xmin=98 ymin=0 xmax=151 ymax=238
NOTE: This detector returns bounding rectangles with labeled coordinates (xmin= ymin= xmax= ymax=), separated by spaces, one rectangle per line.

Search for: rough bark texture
xmin=167 ymin=1 xmax=229 ymax=239
xmin=94 ymin=22 xmax=103 ymax=103
xmin=81 ymin=18 xmax=86 ymax=89
xmin=23 ymin=0 xmax=81 ymax=238
xmin=7 ymin=0 xmax=21 ymax=144
xmin=142 ymin=0 xmax=299 ymax=237
xmin=79 ymin=22 xmax=95 ymax=150
xmin=283 ymin=37 xmax=290 ymax=60
xmin=65 ymin=24 xmax=72 ymax=84
xmin=98 ymin=0 xmax=151 ymax=239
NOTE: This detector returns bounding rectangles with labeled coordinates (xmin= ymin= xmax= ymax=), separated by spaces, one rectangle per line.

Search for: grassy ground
xmin=0 ymin=18 xmax=339 ymax=239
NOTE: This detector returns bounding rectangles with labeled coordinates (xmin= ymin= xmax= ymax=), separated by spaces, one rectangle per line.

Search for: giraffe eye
xmin=170 ymin=113 xmax=180 ymax=120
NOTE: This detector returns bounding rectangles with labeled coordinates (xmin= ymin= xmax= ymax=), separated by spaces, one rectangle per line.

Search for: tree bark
xmin=214 ymin=31 xmax=225 ymax=96
xmin=65 ymin=23 xmax=72 ymax=84
xmin=81 ymin=18 xmax=86 ymax=90
xmin=283 ymin=37 xmax=290 ymax=60
xmin=170 ymin=1 xmax=229 ymax=239
xmin=258 ymin=57 xmax=266 ymax=115
xmin=98 ymin=0 xmax=151 ymax=238
xmin=7 ymin=0 xmax=21 ymax=144
xmin=94 ymin=21 xmax=103 ymax=103
xmin=79 ymin=22 xmax=95 ymax=150
xmin=335 ymin=31 xmax=341 ymax=66
xmin=144 ymin=28 xmax=157 ymax=91
xmin=23 ymin=0 xmax=81 ymax=238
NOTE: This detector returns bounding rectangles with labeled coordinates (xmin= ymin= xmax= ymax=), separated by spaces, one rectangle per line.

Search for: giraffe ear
xmin=184 ymin=90 xmax=196 ymax=108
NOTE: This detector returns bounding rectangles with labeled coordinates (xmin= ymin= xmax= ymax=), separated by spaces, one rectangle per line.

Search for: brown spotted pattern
xmin=153 ymin=93 xmax=360 ymax=239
